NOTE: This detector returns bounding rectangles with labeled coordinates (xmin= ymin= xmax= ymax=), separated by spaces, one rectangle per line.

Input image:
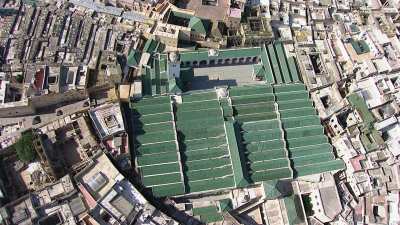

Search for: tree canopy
xmin=15 ymin=74 xmax=24 ymax=83
xmin=301 ymin=194 xmax=314 ymax=216
xmin=14 ymin=131 xmax=36 ymax=162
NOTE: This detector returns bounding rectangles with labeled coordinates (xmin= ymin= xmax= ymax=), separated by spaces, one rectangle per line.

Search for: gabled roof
xmin=143 ymin=38 xmax=159 ymax=53
xmin=262 ymin=180 xmax=282 ymax=199
xmin=189 ymin=17 xmax=208 ymax=35
xmin=127 ymin=50 xmax=141 ymax=67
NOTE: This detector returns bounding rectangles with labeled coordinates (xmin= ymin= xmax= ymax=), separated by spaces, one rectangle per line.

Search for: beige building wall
xmin=31 ymin=89 xmax=87 ymax=109
xmin=0 ymin=103 xmax=35 ymax=118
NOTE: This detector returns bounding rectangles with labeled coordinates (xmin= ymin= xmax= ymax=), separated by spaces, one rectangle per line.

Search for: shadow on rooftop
xmin=189 ymin=76 xmax=238 ymax=91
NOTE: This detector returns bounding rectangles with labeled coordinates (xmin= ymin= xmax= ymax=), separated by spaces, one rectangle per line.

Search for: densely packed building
xmin=0 ymin=0 xmax=400 ymax=224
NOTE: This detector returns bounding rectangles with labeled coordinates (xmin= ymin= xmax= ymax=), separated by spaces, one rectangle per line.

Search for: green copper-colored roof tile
xmin=189 ymin=17 xmax=208 ymax=35
xmin=225 ymin=122 xmax=249 ymax=188
xmin=127 ymin=49 xmax=141 ymax=67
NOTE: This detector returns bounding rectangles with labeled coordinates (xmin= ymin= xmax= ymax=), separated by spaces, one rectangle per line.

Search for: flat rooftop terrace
xmin=176 ymin=0 xmax=230 ymax=21
xmin=191 ymin=64 xmax=264 ymax=90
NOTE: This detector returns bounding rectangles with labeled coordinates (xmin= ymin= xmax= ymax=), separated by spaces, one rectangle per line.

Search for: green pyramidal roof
xmin=225 ymin=121 xmax=249 ymax=188
xmin=189 ymin=17 xmax=207 ymax=35
xmin=262 ymin=180 xmax=282 ymax=199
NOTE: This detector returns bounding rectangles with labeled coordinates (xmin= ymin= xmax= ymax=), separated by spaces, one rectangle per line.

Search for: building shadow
xmin=189 ymin=75 xmax=238 ymax=90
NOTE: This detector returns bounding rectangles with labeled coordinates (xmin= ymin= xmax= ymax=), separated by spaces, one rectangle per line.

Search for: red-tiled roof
xmin=78 ymin=184 xmax=97 ymax=209
xmin=350 ymin=155 xmax=365 ymax=171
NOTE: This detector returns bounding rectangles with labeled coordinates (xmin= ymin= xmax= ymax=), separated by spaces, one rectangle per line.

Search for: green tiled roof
xmin=261 ymin=45 xmax=275 ymax=83
xmin=246 ymin=140 xmax=284 ymax=152
xmin=225 ymin=122 xmax=249 ymax=188
xmin=229 ymin=85 xmax=293 ymax=183
xmin=22 ymin=0 xmax=37 ymax=6
xmin=218 ymin=199 xmax=233 ymax=212
xmin=251 ymin=168 xmax=293 ymax=182
xmin=262 ymin=180 xmax=282 ymax=199
xmin=288 ymin=57 xmax=300 ymax=82
xmin=143 ymin=38 xmax=158 ymax=53
xmin=229 ymin=85 xmax=273 ymax=96
xmin=284 ymin=195 xmax=306 ymax=225
xmin=141 ymin=162 xmax=181 ymax=175
xmin=176 ymin=93 xmax=236 ymax=194
xmin=143 ymin=172 xmax=182 ymax=186
xmin=251 ymin=158 xmax=289 ymax=171
xmin=137 ymin=151 xmax=179 ymax=166
xmin=144 ymin=43 xmax=301 ymax=95
xmin=267 ymin=44 xmax=282 ymax=84
xmin=350 ymin=38 xmax=370 ymax=55
xmin=253 ymin=64 xmax=265 ymax=79
xmin=130 ymin=83 xmax=344 ymax=197
xmin=179 ymin=99 xmax=220 ymax=111
xmin=136 ymin=141 xmax=176 ymax=155
xmin=152 ymin=183 xmax=185 ymax=197
xmin=185 ymin=158 xmax=231 ymax=171
xmin=275 ymin=42 xmax=292 ymax=83
xmin=186 ymin=166 xmax=232 ymax=181
xmin=136 ymin=112 xmax=171 ymax=124
xmin=171 ymin=10 xmax=192 ymax=19
xmin=350 ymin=24 xmax=360 ymax=33
xmin=295 ymin=160 xmax=345 ymax=177
xmin=232 ymin=93 xmax=275 ymax=105
xmin=290 ymin=143 xmax=332 ymax=158
xmin=182 ymin=91 xmax=217 ymax=102
xmin=348 ymin=93 xmax=384 ymax=152
xmin=292 ymin=152 xmax=335 ymax=167
xmin=131 ymin=96 xmax=186 ymax=197
xmin=347 ymin=93 xmax=375 ymax=124
xmin=188 ymin=176 xmax=235 ymax=193
xmin=135 ymin=129 xmax=175 ymax=144
xmin=189 ymin=17 xmax=208 ymax=35
xmin=275 ymin=83 xmax=305 ymax=91
xmin=127 ymin=49 xmax=141 ymax=67
xmin=274 ymin=85 xmax=344 ymax=177
xmin=184 ymin=147 xmax=228 ymax=161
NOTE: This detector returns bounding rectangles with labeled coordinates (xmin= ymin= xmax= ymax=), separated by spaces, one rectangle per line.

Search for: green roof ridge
xmin=284 ymin=195 xmax=306 ymax=225
xmin=224 ymin=121 xmax=249 ymax=188
xmin=127 ymin=49 xmax=141 ymax=67
xmin=189 ymin=17 xmax=207 ymax=35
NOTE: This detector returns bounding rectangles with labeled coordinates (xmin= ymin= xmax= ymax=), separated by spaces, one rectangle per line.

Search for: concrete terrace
xmin=191 ymin=64 xmax=263 ymax=90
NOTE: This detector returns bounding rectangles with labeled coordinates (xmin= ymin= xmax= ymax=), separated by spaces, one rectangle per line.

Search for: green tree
xmin=302 ymin=195 xmax=314 ymax=216
xmin=15 ymin=74 xmax=24 ymax=83
xmin=14 ymin=131 xmax=36 ymax=162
